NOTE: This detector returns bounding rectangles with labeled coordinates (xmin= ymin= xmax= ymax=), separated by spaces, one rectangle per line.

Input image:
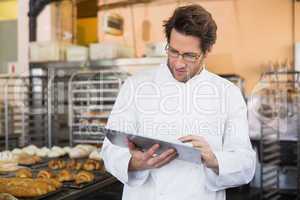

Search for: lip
xmin=175 ymin=68 xmax=187 ymax=75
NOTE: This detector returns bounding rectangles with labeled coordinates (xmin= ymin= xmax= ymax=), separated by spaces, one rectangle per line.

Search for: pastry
xmin=0 ymin=161 xmax=18 ymax=173
xmin=47 ymin=151 xmax=61 ymax=158
xmin=22 ymin=145 xmax=38 ymax=156
xmin=0 ymin=152 xmax=18 ymax=172
xmin=48 ymin=159 xmax=65 ymax=170
xmin=36 ymin=147 xmax=50 ymax=157
xmin=51 ymin=146 xmax=66 ymax=156
xmin=66 ymin=159 xmax=82 ymax=170
xmin=68 ymin=147 xmax=89 ymax=159
xmin=63 ymin=147 xmax=72 ymax=154
xmin=37 ymin=170 xmax=55 ymax=179
xmin=35 ymin=178 xmax=62 ymax=189
xmin=76 ymin=144 xmax=97 ymax=154
xmin=0 ymin=193 xmax=18 ymax=200
xmin=32 ymin=155 xmax=42 ymax=163
xmin=83 ymin=159 xmax=103 ymax=171
xmin=89 ymin=149 xmax=102 ymax=161
xmin=75 ymin=171 xmax=94 ymax=184
xmin=57 ymin=170 xmax=74 ymax=182
xmin=0 ymin=177 xmax=60 ymax=197
xmin=11 ymin=148 xmax=23 ymax=155
xmin=0 ymin=151 xmax=18 ymax=162
xmin=17 ymin=154 xmax=41 ymax=165
xmin=15 ymin=168 xmax=32 ymax=178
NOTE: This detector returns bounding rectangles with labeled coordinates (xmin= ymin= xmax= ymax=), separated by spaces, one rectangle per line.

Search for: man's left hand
xmin=178 ymin=135 xmax=219 ymax=174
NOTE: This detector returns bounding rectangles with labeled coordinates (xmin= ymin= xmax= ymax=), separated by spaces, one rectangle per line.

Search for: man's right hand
xmin=127 ymin=140 xmax=177 ymax=171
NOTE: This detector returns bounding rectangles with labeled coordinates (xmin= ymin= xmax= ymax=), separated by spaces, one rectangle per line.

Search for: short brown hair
xmin=163 ymin=4 xmax=217 ymax=54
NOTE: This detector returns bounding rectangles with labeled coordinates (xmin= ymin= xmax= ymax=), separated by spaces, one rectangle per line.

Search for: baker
xmin=101 ymin=4 xmax=256 ymax=200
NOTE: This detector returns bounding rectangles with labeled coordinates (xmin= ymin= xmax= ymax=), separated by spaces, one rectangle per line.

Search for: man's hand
xmin=178 ymin=135 xmax=219 ymax=174
xmin=127 ymin=140 xmax=177 ymax=171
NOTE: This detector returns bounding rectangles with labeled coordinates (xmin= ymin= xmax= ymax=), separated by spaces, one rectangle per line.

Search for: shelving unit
xmin=0 ymin=75 xmax=49 ymax=150
xmin=68 ymin=69 xmax=126 ymax=145
xmin=250 ymin=71 xmax=300 ymax=200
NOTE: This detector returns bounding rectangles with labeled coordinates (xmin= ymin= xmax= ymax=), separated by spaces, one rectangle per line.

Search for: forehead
xmin=169 ymin=29 xmax=201 ymax=53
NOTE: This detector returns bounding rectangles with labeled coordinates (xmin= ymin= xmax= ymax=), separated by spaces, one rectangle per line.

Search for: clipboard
xmin=103 ymin=128 xmax=201 ymax=165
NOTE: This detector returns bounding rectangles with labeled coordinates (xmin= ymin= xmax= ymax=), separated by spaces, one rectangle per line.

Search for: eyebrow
xmin=169 ymin=45 xmax=200 ymax=55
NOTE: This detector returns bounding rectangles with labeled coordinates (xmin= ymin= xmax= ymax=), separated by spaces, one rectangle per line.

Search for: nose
xmin=174 ymin=55 xmax=186 ymax=68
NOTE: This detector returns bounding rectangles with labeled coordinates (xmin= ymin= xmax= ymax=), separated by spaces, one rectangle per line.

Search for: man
xmin=101 ymin=4 xmax=256 ymax=200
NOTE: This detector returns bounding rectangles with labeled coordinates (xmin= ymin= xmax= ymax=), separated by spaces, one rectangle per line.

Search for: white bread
xmin=89 ymin=150 xmax=102 ymax=161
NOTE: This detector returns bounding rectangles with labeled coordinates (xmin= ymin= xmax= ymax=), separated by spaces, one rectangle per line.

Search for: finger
xmin=178 ymin=135 xmax=202 ymax=142
xmin=147 ymin=148 xmax=176 ymax=166
xmin=144 ymin=144 xmax=160 ymax=160
xmin=190 ymin=141 xmax=206 ymax=148
xmin=154 ymin=152 xmax=178 ymax=168
xmin=127 ymin=138 xmax=137 ymax=151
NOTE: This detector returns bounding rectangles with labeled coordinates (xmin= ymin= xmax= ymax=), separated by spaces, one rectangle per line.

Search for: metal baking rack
xmin=254 ymin=71 xmax=300 ymax=200
xmin=68 ymin=70 xmax=127 ymax=145
xmin=0 ymin=75 xmax=49 ymax=150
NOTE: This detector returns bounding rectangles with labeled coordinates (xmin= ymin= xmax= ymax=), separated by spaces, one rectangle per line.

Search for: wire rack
xmin=252 ymin=71 xmax=300 ymax=200
xmin=68 ymin=70 xmax=127 ymax=145
xmin=0 ymin=75 xmax=49 ymax=150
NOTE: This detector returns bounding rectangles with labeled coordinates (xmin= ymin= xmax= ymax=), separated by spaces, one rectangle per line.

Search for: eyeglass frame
xmin=165 ymin=44 xmax=203 ymax=63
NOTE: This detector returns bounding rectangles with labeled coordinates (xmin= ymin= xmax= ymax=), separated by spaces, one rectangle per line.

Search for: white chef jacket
xmin=101 ymin=63 xmax=256 ymax=200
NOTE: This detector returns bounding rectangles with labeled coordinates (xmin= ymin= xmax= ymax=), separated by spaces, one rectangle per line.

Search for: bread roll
xmin=22 ymin=145 xmax=38 ymax=156
xmin=57 ymin=170 xmax=74 ymax=182
xmin=89 ymin=150 xmax=102 ymax=161
xmin=0 ymin=151 xmax=17 ymax=162
xmin=83 ymin=159 xmax=104 ymax=171
xmin=37 ymin=170 xmax=55 ymax=179
xmin=48 ymin=159 xmax=65 ymax=170
xmin=66 ymin=159 xmax=82 ymax=170
xmin=17 ymin=154 xmax=41 ymax=165
xmin=75 ymin=171 xmax=94 ymax=184
xmin=0 ymin=177 xmax=61 ymax=197
xmin=68 ymin=148 xmax=89 ymax=159
xmin=15 ymin=168 xmax=32 ymax=178
xmin=63 ymin=146 xmax=72 ymax=154
xmin=36 ymin=147 xmax=50 ymax=157
xmin=11 ymin=148 xmax=23 ymax=155
xmin=51 ymin=146 xmax=66 ymax=156
xmin=47 ymin=150 xmax=61 ymax=158
xmin=76 ymin=144 xmax=97 ymax=154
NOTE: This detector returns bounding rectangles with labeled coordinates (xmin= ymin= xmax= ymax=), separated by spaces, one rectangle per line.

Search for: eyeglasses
xmin=165 ymin=44 xmax=202 ymax=63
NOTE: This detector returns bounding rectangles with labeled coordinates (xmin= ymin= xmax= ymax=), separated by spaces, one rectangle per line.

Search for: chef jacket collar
xmin=155 ymin=62 xmax=208 ymax=85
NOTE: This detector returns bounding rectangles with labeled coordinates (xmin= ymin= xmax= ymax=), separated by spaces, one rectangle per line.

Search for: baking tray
xmin=19 ymin=156 xmax=69 ymax=169
xmin=18 ymin=187 xmax=65 ymax=200
xmin=18 ymin=158 xmax=50 ymax=168
xmin=63 ymin=171 xmax=111 ymax=189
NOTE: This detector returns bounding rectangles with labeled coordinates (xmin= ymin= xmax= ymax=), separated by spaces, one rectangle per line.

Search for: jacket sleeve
xmin=205 ymin=85 xmax=256 ymax=191
xmin=100 ymin=78 xmax=150 ymax=187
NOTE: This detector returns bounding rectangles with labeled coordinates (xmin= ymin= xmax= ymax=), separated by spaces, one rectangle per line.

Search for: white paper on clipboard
xmin=103 ymin=128 xmax=202 ymax=165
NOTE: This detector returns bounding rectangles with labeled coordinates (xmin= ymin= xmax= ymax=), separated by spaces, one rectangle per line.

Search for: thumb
xmin=127 ymin=138 xmax=137 ymax=151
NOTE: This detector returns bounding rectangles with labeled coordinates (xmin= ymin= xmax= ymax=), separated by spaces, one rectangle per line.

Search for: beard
xmin=167 ymin=59 xmax=203 ymax=83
